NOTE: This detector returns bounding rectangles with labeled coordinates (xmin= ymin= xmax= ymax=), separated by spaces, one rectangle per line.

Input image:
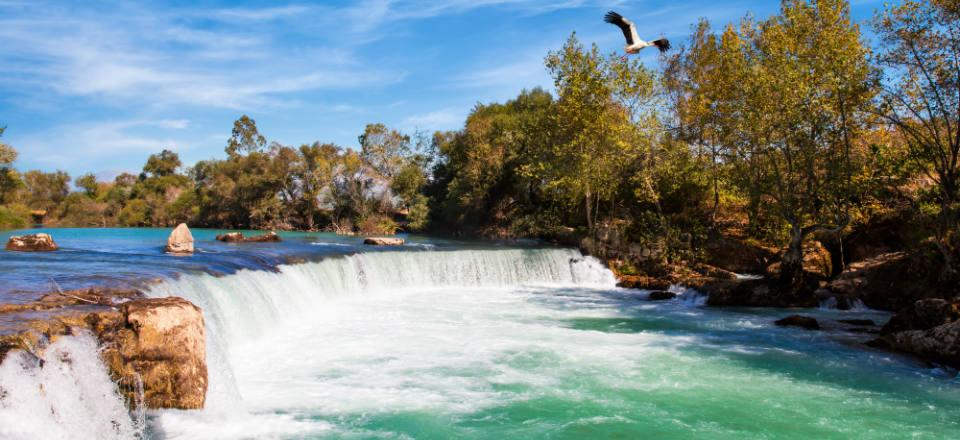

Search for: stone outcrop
xmin=216 ymin=231 xmax=282 ymax=243
xmin=0 ymin=295 xmax=207 ymax=410
xmin=867 ymin=299 xmax=960 ymax=368
xmin=775 ymin=315 xmax=821 ymax=330
xmin=5 ymin=233 xmax=58 ymax=252
xmin=364 ymin=237 xmax=405 ymax=246
xmin=828 ymin=249 xmax=951 ymax=311
xmin=165 ymin=223 xmax=194 ymax=254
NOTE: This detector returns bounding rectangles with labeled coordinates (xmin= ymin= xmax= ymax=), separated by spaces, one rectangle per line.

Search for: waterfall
xmin=144 ymin=248 xmax=615 ymax=412
xmin=0 ymin=332 xmax=142 ymax=440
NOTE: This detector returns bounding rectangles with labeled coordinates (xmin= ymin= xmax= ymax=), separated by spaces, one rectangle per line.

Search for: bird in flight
xmin=604 ymin=11 xmax=671 ymax=57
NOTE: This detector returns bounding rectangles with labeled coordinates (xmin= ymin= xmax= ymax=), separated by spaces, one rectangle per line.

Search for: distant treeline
xmin=0 ymin=0 xmax=957 ymax=290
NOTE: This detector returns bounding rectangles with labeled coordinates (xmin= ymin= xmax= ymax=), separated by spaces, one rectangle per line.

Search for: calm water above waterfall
xmin=0 ymin=229 xmax=958 ymax=439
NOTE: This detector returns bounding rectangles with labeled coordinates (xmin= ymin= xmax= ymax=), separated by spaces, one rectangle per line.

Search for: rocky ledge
xmin=5 ymin=233 xmax=58 ymax=252
xmin=216 ymin=231 xmax=282 ymax=243
xmin=868 ymin=299 xmax=960 ymax=369
xmin=0 ymin=290 xmax=207 ymax=409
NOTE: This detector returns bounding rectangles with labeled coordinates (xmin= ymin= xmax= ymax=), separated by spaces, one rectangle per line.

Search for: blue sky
xmin=1 ymin=0 xmax=884 ymax=180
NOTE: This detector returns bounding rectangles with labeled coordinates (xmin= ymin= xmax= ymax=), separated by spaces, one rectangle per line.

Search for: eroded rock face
xmin=5 ymin=233 xmax=58 ymax=252
xmin=0 ymin=295 xmax=207 ymax=410
xmin=364 ymin=237 xmax=405 ymax=246
xmin=165 ymin=223 xmax=194 ymax=254
xmin=702 ymin=235 xmax=777 ymax=274
xmin=108 ymin=297 xmax=206 ymax=409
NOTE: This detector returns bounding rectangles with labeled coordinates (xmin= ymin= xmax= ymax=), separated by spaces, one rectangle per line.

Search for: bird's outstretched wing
xmin=651 ymin=38 xmax=671 ymax=53
xmin=604 ymin=11 xmax=637 ymax=46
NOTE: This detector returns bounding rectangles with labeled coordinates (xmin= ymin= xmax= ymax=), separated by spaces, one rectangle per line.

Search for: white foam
xmin=0 ymin=333 xmax=141 ymax=440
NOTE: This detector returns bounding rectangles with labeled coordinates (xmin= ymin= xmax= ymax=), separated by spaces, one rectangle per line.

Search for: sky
xmin=0 ymin=0 xmax=885 ymax=180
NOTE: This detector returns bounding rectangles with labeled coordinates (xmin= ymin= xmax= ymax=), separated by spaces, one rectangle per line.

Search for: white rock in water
xmin=364 ymin=237 xmax=404 ymax=246
xmin=166 ymin=223 xmax=194 ymax=254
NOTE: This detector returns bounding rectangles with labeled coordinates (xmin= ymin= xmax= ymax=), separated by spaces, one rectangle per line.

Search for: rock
xmin=216 ymin=232 xmax=245 ymax=242
xmin=882 ymin=299 xmax=959 ymax=334
xmin=775 ymin=315 xmax=821 ymax=330
xmin=108 ymin=297 xmax=207 ymax=409
xmin=216 ymin=231 xmax=282 ymax=243
xmin=5 ymin=233 xmax=58 ymax=252
xmin=165 ymin=223 xmax=194 ymax=254
xmin=828 ymin=249 xmax=952 ymax=311
xmin=244 ymin=231 xmax=281 ymax=242
xmin=364 ymin=237 xmax=405 ymax=246
xmin=838 ymin=319 xmax=877 ymax=326
xmin=693 ymin=263 xmax=739 ymax=280
xmin=647 ymin=291 xmax=677 ymax=301
xmin=0 ymin=296 xmax=207 ymax=409
xmin=870 ymin=320 xmax=960 ymax=368
xmin=617 ymin=275 xmax=673 ymax=290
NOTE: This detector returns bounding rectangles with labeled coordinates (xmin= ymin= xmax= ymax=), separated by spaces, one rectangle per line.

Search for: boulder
xmin=364 ymin=237 xmax=405 ymax=246
xmin=828 ymin=250 xmax=950 ymax=311
xmin=868 ymin=299 xmax=960 ymax=368
xmin=216 ymin=231 xmax=282 ymax=243
xmin=165 ymin=223 xmax=194 ymax=254
xmin=647 ymin=290 xmax=677 ymax=301
xmin=5 ymin=233 xmax=58 ymax=252
xmin=216 ymin=232 xmax=245 ymax=243
xmin=775 ymin=315 xmax=821 ymax=330
xmin=244 ymin=231 xmax=281 ymax=243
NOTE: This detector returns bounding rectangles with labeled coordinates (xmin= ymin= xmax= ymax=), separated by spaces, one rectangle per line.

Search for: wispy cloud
xmin=404 ymin=108 xmax=465 ymax=130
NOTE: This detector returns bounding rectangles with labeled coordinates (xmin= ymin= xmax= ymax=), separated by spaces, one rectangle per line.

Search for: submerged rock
xmin=165 ymin=223 xmax=194 ymax=254
xmin=838 ymin=319 xmax=877 ymax=327
xmin=5 ymin=233 xmax=58 ymax=252
xmin=216 ymin=231 xmax=282 ymax=243
xmin=647 ymin=291 xmax=677 ymax=301
xmin=775 ymin=315 xmax=821 ymax=330
xmin=364 ymin=237 xmax=405 ymax=246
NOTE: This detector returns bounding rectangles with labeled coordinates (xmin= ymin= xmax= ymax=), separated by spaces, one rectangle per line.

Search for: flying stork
xmin=604 ymin=11 xmax=671 ymax=56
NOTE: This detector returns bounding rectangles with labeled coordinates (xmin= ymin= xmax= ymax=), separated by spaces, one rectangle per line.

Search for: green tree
xmin=143 ymin=149 xmax=182 ymax=178
xmin=0 ymin=127 xmax=21 ymax=204
xmin=75 ymin=173 xmax=99 ymax=198
xmin=225 ymin=115 xmax=266 ymax=157
xmin=22 ymin=170 xmax=70 ymax=212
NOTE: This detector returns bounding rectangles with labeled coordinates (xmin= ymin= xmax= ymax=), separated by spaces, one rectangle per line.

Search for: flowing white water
xmin=144 ymin=248 xmax=617 ymax=438
xmin=0 ymin=332 xmax=142 ymax=440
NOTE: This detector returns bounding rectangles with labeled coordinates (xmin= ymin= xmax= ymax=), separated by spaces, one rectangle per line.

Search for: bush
xmin=0 ymin=204 xmax=32 ymax=229
xmin=358 ymin=215 xmax=397 ymax=235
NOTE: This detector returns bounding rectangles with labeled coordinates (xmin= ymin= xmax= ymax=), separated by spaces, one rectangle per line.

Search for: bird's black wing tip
xmin=604 ymin=11 xmax=622 ymax=23
xmin=654 ymin=38 xmax=672 ymax=53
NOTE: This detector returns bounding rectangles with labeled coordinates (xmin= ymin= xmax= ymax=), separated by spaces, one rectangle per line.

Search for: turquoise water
xmin=0 ymin=229 xmax=957 ymax=439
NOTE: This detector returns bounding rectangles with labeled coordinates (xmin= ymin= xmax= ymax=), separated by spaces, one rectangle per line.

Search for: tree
xmin=875 ymin=0 xmax=960 ymax=277
xmin=225 ymin=115 xmax=266 ymax=156
xmin=22 ymin=170 xmax=70 ymax=212
xmin=75 ymin=173 xmax=99 ymax=197
xmin=143 ymin=149 xmax=181 ymax=178
xmin=359 ymin=123 xmax=410 ymax=179
xmin=0 ymin=127 xmax=21 ymax=204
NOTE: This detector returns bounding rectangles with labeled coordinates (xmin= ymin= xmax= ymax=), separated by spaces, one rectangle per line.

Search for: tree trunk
xmin=779 ymin=224 xmax=805 ymax=295
xmin=585 ymin=184 xmax=594 ymax=231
